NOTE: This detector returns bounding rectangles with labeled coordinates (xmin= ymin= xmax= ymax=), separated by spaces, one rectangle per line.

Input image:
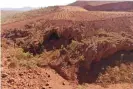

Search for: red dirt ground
xmin=2 ymin=47 xmax=133 ymax=89
xmin=2 ymin=11 xmax=133 ymax=30
xmin=1 ymin=6 xmax=133 ymax=89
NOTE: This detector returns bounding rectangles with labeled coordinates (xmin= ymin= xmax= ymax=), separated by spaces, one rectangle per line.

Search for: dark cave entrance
xmin=24 ymin=30 xmax=72 ymax=55
xmin=44 ymin=31 xmax=72 ymax=51
xmin=28 ymin=31 xmax=61 ymax=55
xmin=77 ymin=50 xmax=133 ymax=84
xmin=48 ymin=32 xmax=60 ymax=41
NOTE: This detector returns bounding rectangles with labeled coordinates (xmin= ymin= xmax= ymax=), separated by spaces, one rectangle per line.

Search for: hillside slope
xmin=1 ymin=10 xmax=22 ymax=24
xmin=84 ymin=1 xmax=133 ymax=11
xmin=69 ymin=1 xmax=119 ymax=6
xmin=1 ymin=6 xmax=88 ymax=24
xmin=69 ymin=1 xmax=133 ymax=11
xmin=2 ymin=5 xmax=133 ymax=28
xmin=1 ymin=5 xmax=133 ymax=89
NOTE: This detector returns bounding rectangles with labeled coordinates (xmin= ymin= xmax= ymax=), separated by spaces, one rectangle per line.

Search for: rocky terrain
xmin=1 ymin=1 xmax=133 ymax=89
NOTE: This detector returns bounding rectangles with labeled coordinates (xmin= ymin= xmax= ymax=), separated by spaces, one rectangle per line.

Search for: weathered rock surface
xmin=2 ymin=9 xmax=133 ymax=81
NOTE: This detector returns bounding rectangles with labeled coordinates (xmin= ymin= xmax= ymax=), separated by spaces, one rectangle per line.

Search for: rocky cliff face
xmin=48 ymin=30 xmax=133 ymax=80
xmin=2 ymin=17 xmax=133 ymax=81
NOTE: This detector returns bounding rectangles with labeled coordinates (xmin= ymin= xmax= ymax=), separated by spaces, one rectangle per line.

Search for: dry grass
xmin=1 ymin=10 xmax=22 ymax=24
xmin=6 ymin=46 xmax=62 ymax=68
xmin=5 ymin=48 xmax=38 ymax=68
xmin=96 ymin=58 xmax=133 ymax=85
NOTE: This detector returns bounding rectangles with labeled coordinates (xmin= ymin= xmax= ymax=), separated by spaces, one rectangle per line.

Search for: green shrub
xmin=8 ymin=48 xmax=38 ymax=68
xmin=15 ymin=48 xmax=33 ymax=60
xmin=67 ymin=40 xmax=79 ymax=51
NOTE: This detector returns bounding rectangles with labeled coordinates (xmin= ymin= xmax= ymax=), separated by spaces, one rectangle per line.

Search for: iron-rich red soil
xmin=70 ymin=1 xmax=133 ymax=11
xmin=1 ymin=5 xmax=133 ymax=89
xmin=2 ymin=46 xmax=133 ymax=89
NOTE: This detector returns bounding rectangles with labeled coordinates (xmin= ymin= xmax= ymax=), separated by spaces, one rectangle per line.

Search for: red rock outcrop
xmin=2 ymin=6 xmax=133 ymax=81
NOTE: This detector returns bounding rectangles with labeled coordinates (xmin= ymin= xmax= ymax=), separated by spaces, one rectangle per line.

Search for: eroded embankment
xmin=2 ymin=19 xmax=133 ymax=83
xmin=78 ymin=50 xmax=133 ymax=84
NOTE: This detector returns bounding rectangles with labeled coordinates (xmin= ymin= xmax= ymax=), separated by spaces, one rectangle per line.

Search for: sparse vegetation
xmin=1 ymin=2 xmax=133 ymax=89
xmin=15 ymin=48 xmax=33 ymax=60
xmin=77 ymin=84 xmax=87 ymax=89
xmin=7 ymin=48 xmax=38 ymax=68
xmin=96 ymin=62 xmax=133 ymax=84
